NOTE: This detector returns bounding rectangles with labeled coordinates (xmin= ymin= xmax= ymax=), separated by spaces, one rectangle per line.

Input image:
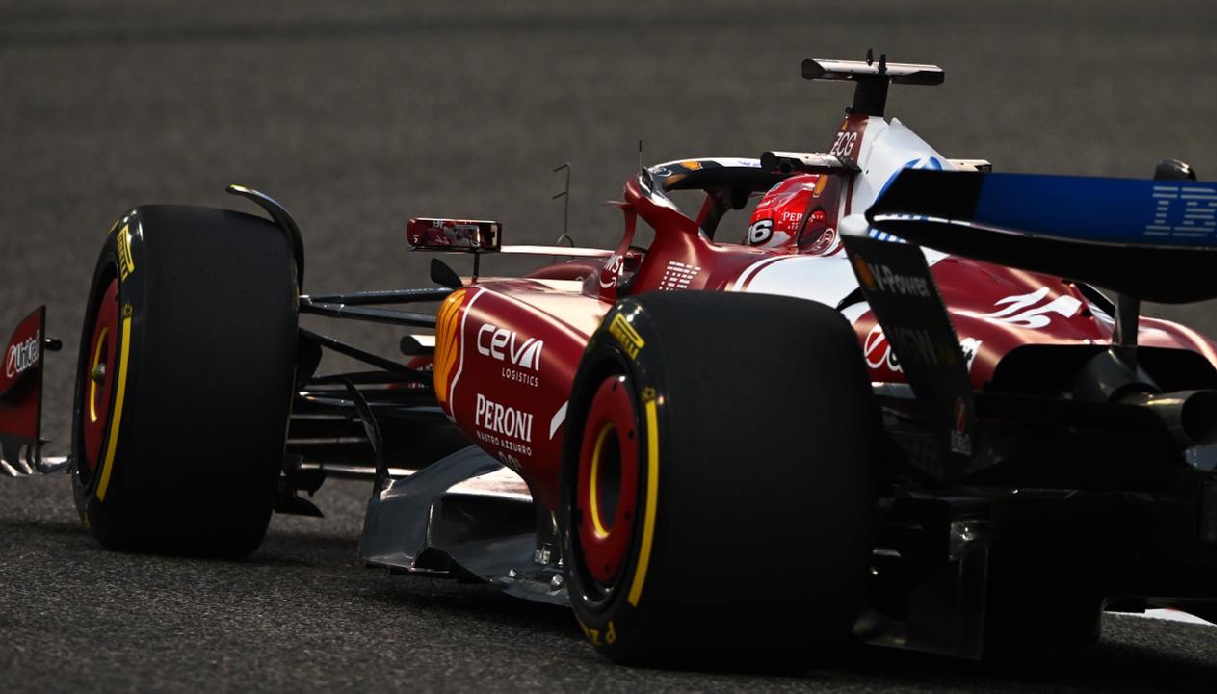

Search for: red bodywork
xmin=431 ymin=119 xmax=1217 ymax=512
xmin=0 ymin=307 xmax=46 ymax=457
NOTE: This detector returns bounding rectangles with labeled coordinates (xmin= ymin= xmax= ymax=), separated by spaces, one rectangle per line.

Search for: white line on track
xmin=1128 ymin=610 xmax=1214 ymax=627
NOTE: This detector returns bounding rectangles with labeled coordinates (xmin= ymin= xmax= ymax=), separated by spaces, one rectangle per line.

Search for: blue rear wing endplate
xmin=866 ymin=170 xmax=1217 ymax=303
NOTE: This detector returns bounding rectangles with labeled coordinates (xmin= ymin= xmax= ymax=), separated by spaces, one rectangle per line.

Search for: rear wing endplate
xmin=840 ymin=227 xmax=978 ymax=481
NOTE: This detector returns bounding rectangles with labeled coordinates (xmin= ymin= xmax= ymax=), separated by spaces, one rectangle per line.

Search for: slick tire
xmin=70 ymin=205 xmax=298 ymax=557
xmin=560 ymin=291 xmax=879 ymax=672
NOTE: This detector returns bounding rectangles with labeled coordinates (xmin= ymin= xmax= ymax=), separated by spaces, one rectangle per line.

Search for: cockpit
xmin=633 ymin=155 xmax=855 ymax=255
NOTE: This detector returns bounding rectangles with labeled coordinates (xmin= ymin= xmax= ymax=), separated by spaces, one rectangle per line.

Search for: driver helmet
xmin=745 ymin=173 xmax=839 ymax=255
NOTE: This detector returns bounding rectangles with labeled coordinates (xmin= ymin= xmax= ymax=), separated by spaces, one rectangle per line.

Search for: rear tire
xmin=70 ymin=205 xmax=298 ymax=557
xmin=560 ymin=291 xmax=879 ymax=672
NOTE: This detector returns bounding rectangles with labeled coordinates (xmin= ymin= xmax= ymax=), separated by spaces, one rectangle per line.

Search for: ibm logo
xmin=1145 ymin=184 xmax=1217 ymax=238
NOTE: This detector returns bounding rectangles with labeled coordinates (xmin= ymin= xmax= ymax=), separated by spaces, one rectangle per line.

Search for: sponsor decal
xmin=576 ymin=616 xmax=617 ymax=647
xmin=609 ymin=314 xmax=644 ymax=359
xmin=500 ymin=367 xmax=538 ymax=388
xmin=863 ymin=324 xmax=981 ymax=373
xmin=476 ymin=430 xmax=531 ymax=457
xmin=475 ymin=393 xmax=534 ymax=456
xmin=116 ymin=224 xmax=135 ymax=281
xmin=678 ymin=160 xmax=703 ymax=170
xmin=858 ymin=260 xmax=932 ymax=298
xmin=477 ymin=323 xmax=542 ymax=387
xmin=889 ymin=326 xmax=950 ymax=367
xmin=950 ymin=397 xmax=973 ymax=456
xmin=1145 ymin=184 xmax=1217 ymax=237
xmin=5 ymin=330 xmax=40 ymax=379
xmin=599 ymin=254 xmax=625 ymax=289
xmin=475 ymin=393 xmax=533 ymax=441
xmin=966 ymin=287 xmax=1082 ymax=329
xmin=862 ymin=325 xmax=890 ymax=370
xmin=658 ymin=261 xmax=700 ymax=291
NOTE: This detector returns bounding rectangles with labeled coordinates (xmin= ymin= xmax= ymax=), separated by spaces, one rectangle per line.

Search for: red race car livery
xmin=4 ymin=53 xmax=1217 ymax=672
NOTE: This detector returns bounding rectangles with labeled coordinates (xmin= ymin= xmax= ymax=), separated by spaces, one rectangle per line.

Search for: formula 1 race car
xmin=4 ymin=53 xmax=1217 ymax=672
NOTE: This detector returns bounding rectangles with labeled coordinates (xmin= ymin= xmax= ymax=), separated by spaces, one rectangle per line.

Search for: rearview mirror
xmin=407 ymin=218 xmax=502 ymax=252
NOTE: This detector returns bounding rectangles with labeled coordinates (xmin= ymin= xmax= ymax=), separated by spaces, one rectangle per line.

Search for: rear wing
xmin=865 ymin=169 xmax=1217 ymax=303
xmin=842 ymin=168 xmax=1217 ymax=482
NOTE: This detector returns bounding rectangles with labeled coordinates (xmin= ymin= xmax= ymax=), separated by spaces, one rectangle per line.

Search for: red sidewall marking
xmin=83 ymin=279 xmax=119 ymax=473
xmin=576 ymin=375 xmax=640 ymax=585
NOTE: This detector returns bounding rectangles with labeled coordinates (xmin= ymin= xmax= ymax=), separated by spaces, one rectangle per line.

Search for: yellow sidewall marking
xmin=589 ymin=422 xmax=615 ymax=538
xmin=116 ymin=224 xmax=135 ymax=282
xmin=627 ymin=399 xmax=659 ymax=607
xmin=96 ymin=315 xmax=131 ymax=501
xmin=88 ymin=327 xmax=109 ymax=423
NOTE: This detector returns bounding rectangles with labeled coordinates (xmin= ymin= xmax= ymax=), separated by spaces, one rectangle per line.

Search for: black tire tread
xmin=72 ymin=205 xmax=298 ymax=557
xmin=564 ymin=290 xmax=879 ymax=672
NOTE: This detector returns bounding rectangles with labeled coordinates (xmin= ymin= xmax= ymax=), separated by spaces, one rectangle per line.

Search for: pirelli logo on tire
xmin=116 ymin=225 xmax=136 ymax=282
xmin=609 ymin=314 xmax=644 ymax=360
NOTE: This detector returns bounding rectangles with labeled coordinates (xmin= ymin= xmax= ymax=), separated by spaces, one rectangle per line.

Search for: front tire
xmin=560 ymin=291 xmax=879 ymax=672
xmin=71 ymin=205 xmax=298 ymax=557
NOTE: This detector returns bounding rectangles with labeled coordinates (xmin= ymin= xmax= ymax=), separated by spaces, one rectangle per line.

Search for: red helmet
xmin=745 ymin=174 xmax=839 ymax=255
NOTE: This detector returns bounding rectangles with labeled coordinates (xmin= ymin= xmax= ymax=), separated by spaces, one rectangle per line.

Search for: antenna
xmin=551 ymin=163 xmax=574 ymax=264
xmin=552 ymin=162 xmax=571 ymax=243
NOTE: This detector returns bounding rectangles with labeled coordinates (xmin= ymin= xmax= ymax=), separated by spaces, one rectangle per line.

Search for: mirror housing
xmin=407 ymin=218 xmax=502 ymax=252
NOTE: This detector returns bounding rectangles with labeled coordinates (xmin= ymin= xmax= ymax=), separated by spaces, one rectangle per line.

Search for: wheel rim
xmin=82 ymin=278 xmax=119 ymax=474
xmin=576 ymin=374 xmax=640 ymax=586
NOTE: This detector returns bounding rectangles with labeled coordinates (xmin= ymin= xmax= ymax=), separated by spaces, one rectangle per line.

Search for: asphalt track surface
xmin=3 ymin=1 xmax=1217 ymax=691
